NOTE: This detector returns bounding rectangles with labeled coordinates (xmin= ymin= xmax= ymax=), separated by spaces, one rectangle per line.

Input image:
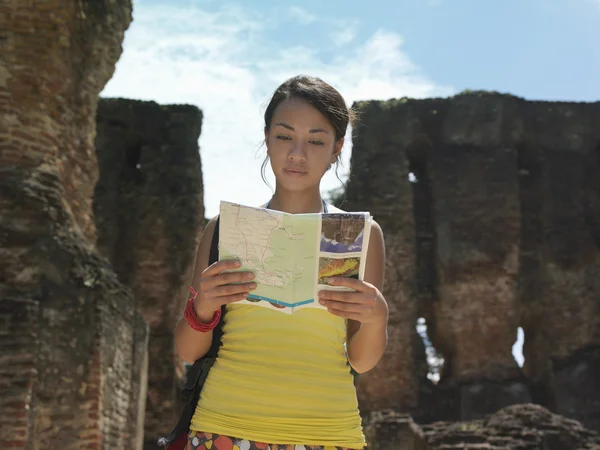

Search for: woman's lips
xmin=284 ymin=168 xmax=307 ymax=176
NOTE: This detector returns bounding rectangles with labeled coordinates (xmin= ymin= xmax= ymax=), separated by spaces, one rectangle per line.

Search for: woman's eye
xmin=310 ymin=140 xmax=325 ymax=146
xmin=276 ymin=135 xmax=291 ymax=141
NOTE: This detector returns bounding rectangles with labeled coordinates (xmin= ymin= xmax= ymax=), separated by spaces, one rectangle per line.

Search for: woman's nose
xmin=288 ymin=141 xmax=307 ymax=161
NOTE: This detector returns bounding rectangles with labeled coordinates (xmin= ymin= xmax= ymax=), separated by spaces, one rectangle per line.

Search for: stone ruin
xmin=2 ymin=1 xmax=600 ymax=449
xmin=0 ymin=1 xmax=148 ymax=449
xmin=364 ymin=403 xmax=600 ymax=450
xmin=94 ymin=98 xmax=205 ymax=448
xmin=344 ymin=94 xmax=600 ymax=434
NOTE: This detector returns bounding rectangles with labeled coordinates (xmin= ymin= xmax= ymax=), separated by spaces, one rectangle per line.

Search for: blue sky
xmin=103 ymin=0 xmax=600 ymax=217
xmin=102 ymin=0 xmax=598 ymax=365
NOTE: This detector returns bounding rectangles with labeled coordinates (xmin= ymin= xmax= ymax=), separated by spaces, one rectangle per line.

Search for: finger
xmin=204 ymin=259 xmax=242 ymax=276
xmin=214 ymin=270 xmax=255 ymax=286
xmin=329 ymin=278 xmax=378 ymax=298
xmin=319 ymin=290 xmax=366 ymax=303
xmin=222 ymin=292 xmax=251 ymax=304
xmin=319 ymin=299 xmax=364 ymax=313
xmin=212 ymin=282 xmax=256 ymax=298
xmin=326 ymin=307 xmax=364 ymax=321
xmin=326 ymin=276 xmax=369 ymax=290
xmin=201 ymin=269 xmax=254 ymax=291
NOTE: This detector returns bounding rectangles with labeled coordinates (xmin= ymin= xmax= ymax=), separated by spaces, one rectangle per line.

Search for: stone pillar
xmin=0 ymin=1 xmax=148 ymax=449
xmin=347 ymin=94 xmax=529 ymax=420
xmin=93 ymin=99 xmax=205 ymax=448
xmin=425 ymin=95 xmax=527 ymax=419
xmin=347 ymin=93 xmax=600 ymax=429
xmin=517 ymin=101 xmax=600 ymax=432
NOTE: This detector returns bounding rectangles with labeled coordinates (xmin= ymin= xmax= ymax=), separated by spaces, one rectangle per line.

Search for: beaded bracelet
xmin=184 ymin=286 xmax=221 ymax=332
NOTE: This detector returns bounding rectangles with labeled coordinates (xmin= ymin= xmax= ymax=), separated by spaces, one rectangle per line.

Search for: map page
xmin=218 ymin=201 xmax=372 ymax=314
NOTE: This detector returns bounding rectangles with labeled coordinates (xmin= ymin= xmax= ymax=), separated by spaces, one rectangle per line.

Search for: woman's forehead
xmin=272 ymin=97 xmax=333 ymax=131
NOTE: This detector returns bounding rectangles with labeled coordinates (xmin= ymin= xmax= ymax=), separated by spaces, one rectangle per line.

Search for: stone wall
xmin=363 ymin=403 xmax=600 ymax=450
xmin=0 ymin=1 xmax=148 ymax=449
xmin=345 ymin=93 xmax=600 ymax=431
xmin=93 ymin=98 xmax=205 ymax=448
xmin=422 ymin=403 xmax=600 ymax=450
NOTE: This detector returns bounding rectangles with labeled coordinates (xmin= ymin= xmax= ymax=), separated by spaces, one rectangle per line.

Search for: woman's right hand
xmin=193 ymin=259 xmax=256 ymax=322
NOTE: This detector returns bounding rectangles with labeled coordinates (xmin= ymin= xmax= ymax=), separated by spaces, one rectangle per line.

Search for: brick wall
xmin=0 ymin=1 xmax=149 ymax=448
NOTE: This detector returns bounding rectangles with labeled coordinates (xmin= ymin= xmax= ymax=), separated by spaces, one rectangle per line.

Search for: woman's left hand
xmin=318 ymin=277 xmax=388 ymax=325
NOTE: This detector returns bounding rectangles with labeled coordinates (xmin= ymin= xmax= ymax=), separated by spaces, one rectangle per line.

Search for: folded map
xmin=218 ymin=201 xmax=373 ymax=314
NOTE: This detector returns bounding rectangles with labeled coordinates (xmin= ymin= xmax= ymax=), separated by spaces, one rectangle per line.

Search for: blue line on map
xmin=247 ymin=294 xmax=315 ymax=308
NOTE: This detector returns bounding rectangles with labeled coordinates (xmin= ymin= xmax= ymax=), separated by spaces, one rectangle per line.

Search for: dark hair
xmin=261 ymin=75 xmax=356 ymax=192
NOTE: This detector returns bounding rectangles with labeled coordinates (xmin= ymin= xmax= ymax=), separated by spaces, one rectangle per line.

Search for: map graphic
xmin=218 ymin=201 xmax=372 ymax=313
xmin=219 ymin=201 xmax=319 ymax=309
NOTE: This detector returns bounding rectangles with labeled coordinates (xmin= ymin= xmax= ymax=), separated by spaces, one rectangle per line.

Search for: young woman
xmin=175 ymin=75 xmax=388 ymax=450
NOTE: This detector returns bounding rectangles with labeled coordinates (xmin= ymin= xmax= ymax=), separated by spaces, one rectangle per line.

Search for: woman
xmin=175 ymin=75 xmax=388 ymax=450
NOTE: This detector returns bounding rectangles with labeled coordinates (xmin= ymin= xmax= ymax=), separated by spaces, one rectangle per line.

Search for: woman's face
xmin=265 ymin=97 xmax=343 ymax=192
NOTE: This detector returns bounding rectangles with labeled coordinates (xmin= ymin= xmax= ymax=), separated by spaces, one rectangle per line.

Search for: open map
xmin=218 ymin=201 xmax=372 ymax=313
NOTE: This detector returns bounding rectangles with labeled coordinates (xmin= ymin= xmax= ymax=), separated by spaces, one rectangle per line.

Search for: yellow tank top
xmin=190 ymin=303 xmax=365 ymax=448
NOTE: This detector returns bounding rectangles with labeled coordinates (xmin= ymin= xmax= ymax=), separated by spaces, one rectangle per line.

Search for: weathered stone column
xmin=347 ymin=93 xmax=600 ymax=429
xmin=347 ymin=94 xmax=528 ymax=420
xmin=94 ymin=98 xmax=205 ymax=448
xmin=424 ymin=95 xmax=527 ymax=420
xmin=0 ymin=1 xmax=148 ymax=449
xmin=517 ymin=101 xmax=600 ymax=432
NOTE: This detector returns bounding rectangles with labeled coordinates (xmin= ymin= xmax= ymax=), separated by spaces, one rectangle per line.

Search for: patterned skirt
xmin=186 ymin=431 xmax=359 ymax=450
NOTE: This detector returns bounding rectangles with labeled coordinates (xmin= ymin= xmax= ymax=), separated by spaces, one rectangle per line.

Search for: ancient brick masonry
xmin=94 ymin=98 xmax=205 ymax=448
xmin=345 ymin=93 xmax=600 ymax=431
xmin=0 ymin=2 xmax=149 ymax=449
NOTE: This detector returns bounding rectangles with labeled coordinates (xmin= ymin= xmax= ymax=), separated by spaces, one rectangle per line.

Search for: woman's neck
xmin=267 ymin=187 xmax=324 ymax=214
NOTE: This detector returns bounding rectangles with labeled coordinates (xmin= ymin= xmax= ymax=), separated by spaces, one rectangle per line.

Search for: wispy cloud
xmin=331 ymin=21 xmax=358 ymax=46
xmin=102 ymin=2 xmax=452 ymax=216
xmin=288 ymin=6 xmax=318 ymax=25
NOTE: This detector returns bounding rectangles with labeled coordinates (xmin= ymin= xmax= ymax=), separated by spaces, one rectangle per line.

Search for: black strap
xmin=158 ymin=216 xmax=224 ymax=448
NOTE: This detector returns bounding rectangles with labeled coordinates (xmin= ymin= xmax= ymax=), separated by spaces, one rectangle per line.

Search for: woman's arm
xmin=346 ymin=221 xmax=387 ymax=373
xmin=174 ymin=217 xmax=256 ymax=364
xmin=174 ymin=217 xmax=219 ymax=363
xmin=318 ymin=221 xmax=388 ymax=373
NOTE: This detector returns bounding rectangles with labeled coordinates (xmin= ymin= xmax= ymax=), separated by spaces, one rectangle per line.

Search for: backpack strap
xmin=158 ymin=216 xmax=225 ymax=449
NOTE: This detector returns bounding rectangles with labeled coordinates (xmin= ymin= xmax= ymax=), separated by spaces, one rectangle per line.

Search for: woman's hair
xmin=261 ymin=75 xmax=355 ymax=190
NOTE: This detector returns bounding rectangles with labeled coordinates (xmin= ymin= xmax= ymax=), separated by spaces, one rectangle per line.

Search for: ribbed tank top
xmin=189 ymin=303 xmax=365 ymax=448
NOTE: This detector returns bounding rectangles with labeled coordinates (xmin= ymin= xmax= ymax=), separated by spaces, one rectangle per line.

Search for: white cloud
xmin=102 ymin=2 xmax=452 ymax=217
xmin=331 ymin=21 xmax=358 ymax=46
xmin=288 ymin=6 xmax=318 ymax=25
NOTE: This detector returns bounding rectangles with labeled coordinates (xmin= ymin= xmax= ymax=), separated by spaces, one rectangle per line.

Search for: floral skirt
xmin=186 ymin=431 xmax=358 ymax=450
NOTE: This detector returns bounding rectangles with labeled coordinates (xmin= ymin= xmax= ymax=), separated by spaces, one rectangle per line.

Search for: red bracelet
xmin=184 ymin=286 xmax=221 ymax=332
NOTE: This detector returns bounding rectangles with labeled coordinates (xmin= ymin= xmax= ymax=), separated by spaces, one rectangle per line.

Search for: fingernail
xmin=327 ymin=277 xmax=336 ymax=284
xmin=319 ymin=299 xmax=326 ymax=305
xmin=246 ymin=272 xmax=254 ymax=279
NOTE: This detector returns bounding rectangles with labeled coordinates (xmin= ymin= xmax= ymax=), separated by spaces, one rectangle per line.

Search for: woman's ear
xmin=331 ymin=137 xmax=344 ymax=163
